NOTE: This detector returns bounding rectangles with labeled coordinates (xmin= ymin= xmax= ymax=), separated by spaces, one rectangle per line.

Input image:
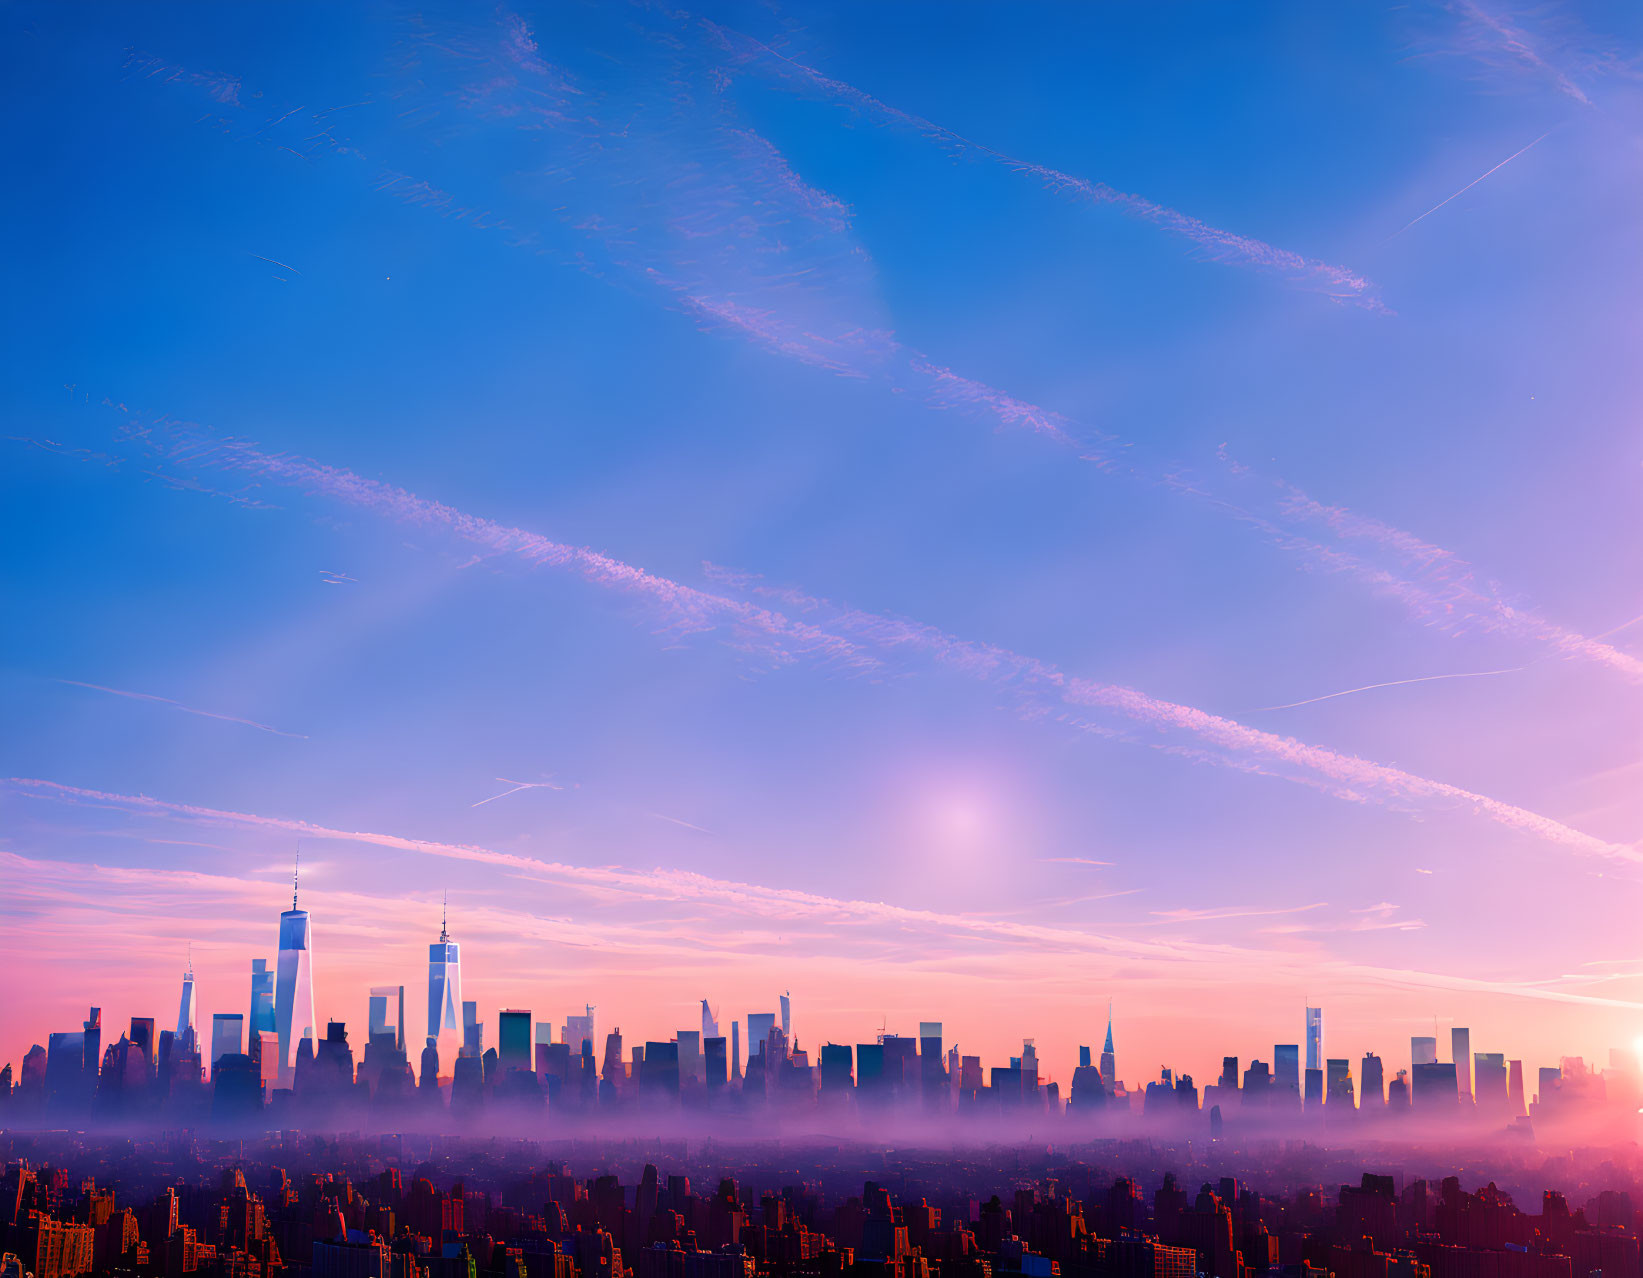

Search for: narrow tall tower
xmin=701 ymin=999 xmax=719 ymax=1041
xmin=780 ymin=991 xmax=792 ymax=1040
xmin=273 ymin=848 xmax=316 ymax=1085
xmin=1305 ymin=1006 xmax=1324 ymax=1073
xmin=427 ymin=891 xmax=463 ymax=1053
xmin=175 ymin=943 xmax=198 ymax=1047
xmin=1099 ymin=1001 xmax=1116 ymax=1086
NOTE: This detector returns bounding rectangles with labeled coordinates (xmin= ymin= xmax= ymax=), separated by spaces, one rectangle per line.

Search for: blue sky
xmin=3 ymin=0 xmax=1642 ymax=1082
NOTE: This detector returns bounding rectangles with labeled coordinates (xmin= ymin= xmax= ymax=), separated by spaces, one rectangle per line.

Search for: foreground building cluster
xmin=5 ymin=895 xmax=1640 ymax=1138
xmin=5 ymin=1133 xmax=1643 ymax=1278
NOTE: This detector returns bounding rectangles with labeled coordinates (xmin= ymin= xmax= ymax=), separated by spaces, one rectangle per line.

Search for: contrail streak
xmin=113 ymin=418 xmax=1640 ymax=866
xmin=1252 ymin=666 xmax=1526 ymax=712
xmin=1386 ymin=129 xmax=1555 ymax=240
xmin=11 ymin=776 xmax=1643 ymax=1009
xmin=57 ymin=679 xmax=308 ymax=739
xmin=471 ymin=777 xmax=562 ymax=807
xmin=704 ymin=20 xmax=1384 ymax=309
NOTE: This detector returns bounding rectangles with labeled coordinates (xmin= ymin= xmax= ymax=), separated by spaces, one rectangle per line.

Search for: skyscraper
xmin=499 ymin=1009 xmax=531 ymax=1074
xmin=273 ymin=854 xmax=316 ymax=1085
xmin=211 ymin=1014 xmax=244 ymax=1071
xmin=1451 ymin=1027 xmax=1472 ymax=1103
xmin=1304 ymin=1006 xmax=1323 ymax=1074
xmin=175 ymin=947 xmax=197 ymax=1047
xmin=427 ymin=895 xmax=462 ymax=1052
xmin=1360 ymin=1053 xmax=1385 ymax=1107
xmin=1411 ymin=1035 xmax=1438 ymax=1066
xmin=701 ymin=999 xmax=719 ymax=1041
xmin=249 ymin=959 xmax=274 ymax=1037
xmin=1274 ymin=1043 xmax=1300 ymax=1101
xmin=1100 ymin=1004 xmax=1116 ymax=1086
xmin=780 ymin=992 xmax=792 ymax=1040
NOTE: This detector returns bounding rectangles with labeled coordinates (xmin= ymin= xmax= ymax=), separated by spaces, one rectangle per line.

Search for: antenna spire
xmin=440 ymin=889 xmax=448 ymax=943
xmin=292 ymin=842 xmax=300 ymax=911
xmin=185 ymin=940 xmax=193 ymax=979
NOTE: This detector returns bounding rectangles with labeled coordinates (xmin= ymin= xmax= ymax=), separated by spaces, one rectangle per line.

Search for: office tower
xmin=1411 ymin=1035 xmax=1437 ymax=1066
xmin=83 ymin=1007 xmax=101 ymax=1080
xmin=1388 ymin=1069 xmax=1410 ymax=1108
xmin=920 ymin=1022 xmax=945 ymax=1101
xmin=1274 ymin=1043 xmax=1300 ymax=1099
xmin=820 ymin=1043 xmax=852 ymax=1093
xmin=175 ymin=948 xmax=197 ymax=1045
xmin=427 ymin=897 xmax=462 ymax=1051
xmin=249 ymin=1030 xmax=279 ymax=1097
xmin=498 ymin=1009 xmax=531 ymax=1073
xmin=1080 ymin=1046 xmax=1092 ymax=1069
xmin=1325 ymin=1058 xmax=1353 ymax=1107
xmin=564 ymin=1005 xmax=595 ymax=1057
xmin=1218 ymin=1057 xmax=1239 ymax=1089
xmin=676 ymin=1030 xmax=702 ymax=1083
xmin=1100 ymin=1003 xmax=1116 ymax=1084
xmin=705 ymin=1036 xmax=727 ymax=1087
xmin=210 ymin=1014 xmax=244 ymax=1071
xmin=130 ymin=1017 xmax=156 ymax=1079
xmin=368 ymin=985 xmax=405 ymax=1054
xmin=748 ymin=1012 xmax=776 ymax=1064
xmin=1474 ymin=1052 xmax=1508 ymax=1108
xmin=273 ymin=855 xmax=316 ymax=1085
xmin=701 ymin=1000 xmax=719 ymax=1041
xmin=1452 ymin=1027 xmax=1472 ymax=1102
xmin=1305 ymin=1007 xmax=1323 ymax=1073
xmin=462 ymin=1001 xmax=482 ymax=1057
xmin=731 ymin=1021 xmax=741 ymax=1081
xmin=1360 ymin=1053 xmax=1385 ymax=1107
xmin=249 ymin=960 xmax=275 ymax=1036
xmin=1412 ymin=1061 xmax=1459 ymax=1107
xmin=1305 ymin=1068 xmax=1324 ymax=1108
xmin=780 ymin=991 xmax=792 ymax=1040
xmin=1508 ymin=1059 xmax=1526 ymax=1115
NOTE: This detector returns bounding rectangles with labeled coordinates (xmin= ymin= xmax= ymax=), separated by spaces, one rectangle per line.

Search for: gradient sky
xmin=4 ymin=0 xmax=1643 ymax=1091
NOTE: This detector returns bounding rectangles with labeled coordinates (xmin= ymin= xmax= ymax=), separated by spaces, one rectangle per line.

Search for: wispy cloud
xmin=1445 ymin=0 xmax=1594 ymax=106
xmin=704 ymin=20 xmax=1384 ymax=309
xmin=1038 ymin=856 xmax=1113 ymax=868
xmin=9 ymin=784 xmax=1639 ymax=1014
xmin=1151 ymin=902 xmax=1327 ymax=924
xmin=103 ymin=416 xmax=1642 ymax=866
xmin=57 ymin=678 xmax=307 ymax=739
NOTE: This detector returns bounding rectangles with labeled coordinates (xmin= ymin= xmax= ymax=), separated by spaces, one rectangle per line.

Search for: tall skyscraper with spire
xmin=427 ymin=892 xmax=462 ymax=1054
xmin=273 ymin=849 xmax=316 ymax=1086
xmin=175 ymin=944 xmax=197 ymax=1048
xmin=1099 ymin=1002 xmax=1116 ymax=1086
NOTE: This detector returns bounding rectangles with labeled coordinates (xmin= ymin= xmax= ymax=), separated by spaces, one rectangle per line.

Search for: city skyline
xmin=6 ymin=879 xmax=1636 ymax=1116
xmin=6 ymin=0 xmax=1643 ymax=1103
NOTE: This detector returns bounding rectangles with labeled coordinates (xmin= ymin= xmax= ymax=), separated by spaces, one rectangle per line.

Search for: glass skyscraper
xmin=175 ymin=953 xmax=197 ymax=1046
xmin=274 ymin=866 xmax=316 ymax=1085
xmin=1305 ymin=1006 xmax=1323 ymax=1073
xmin=427 ymin=900 xmax=462 ymax=1050
xmin=249 ymin=959 xmax=275 ymax=1036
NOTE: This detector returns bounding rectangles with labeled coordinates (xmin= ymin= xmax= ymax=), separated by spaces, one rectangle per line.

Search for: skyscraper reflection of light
xmin=427 ymin=893 xmax=462 ymax=1054
xmin=1305 ymin=1006 xmax=1323 ymax=1073
xmin=273 ymin=854 xmax=316 ymax=1085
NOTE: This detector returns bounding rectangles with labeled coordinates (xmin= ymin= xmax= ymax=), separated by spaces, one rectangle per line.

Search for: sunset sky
xmin=4 ymin=0 xmax=1642 ymax=1089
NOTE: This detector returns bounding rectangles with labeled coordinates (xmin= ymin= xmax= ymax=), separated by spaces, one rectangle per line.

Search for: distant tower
xmin=701 ymin=999 xmax=719 ymax=1041
xmin=428 ymin=892 xmax=462 ymax=1054
xmin=175 ymin=944 xmax=198 ymax=1047
xmin=1451 ymin=1027 xmax=1472 ymax=1103
xmin=780 ymin=991 xmax=792 ymax=1040
xmin=1099 ymin=1002 xmax=1116 ymax=1086
xmin=273 ymin=849 xmax=316 ymax=1085
xmin=1305 ymin=1006 xmax=1323 ymax=1073
xmin=731 ymin=1020 xmax=741 ymax=1082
